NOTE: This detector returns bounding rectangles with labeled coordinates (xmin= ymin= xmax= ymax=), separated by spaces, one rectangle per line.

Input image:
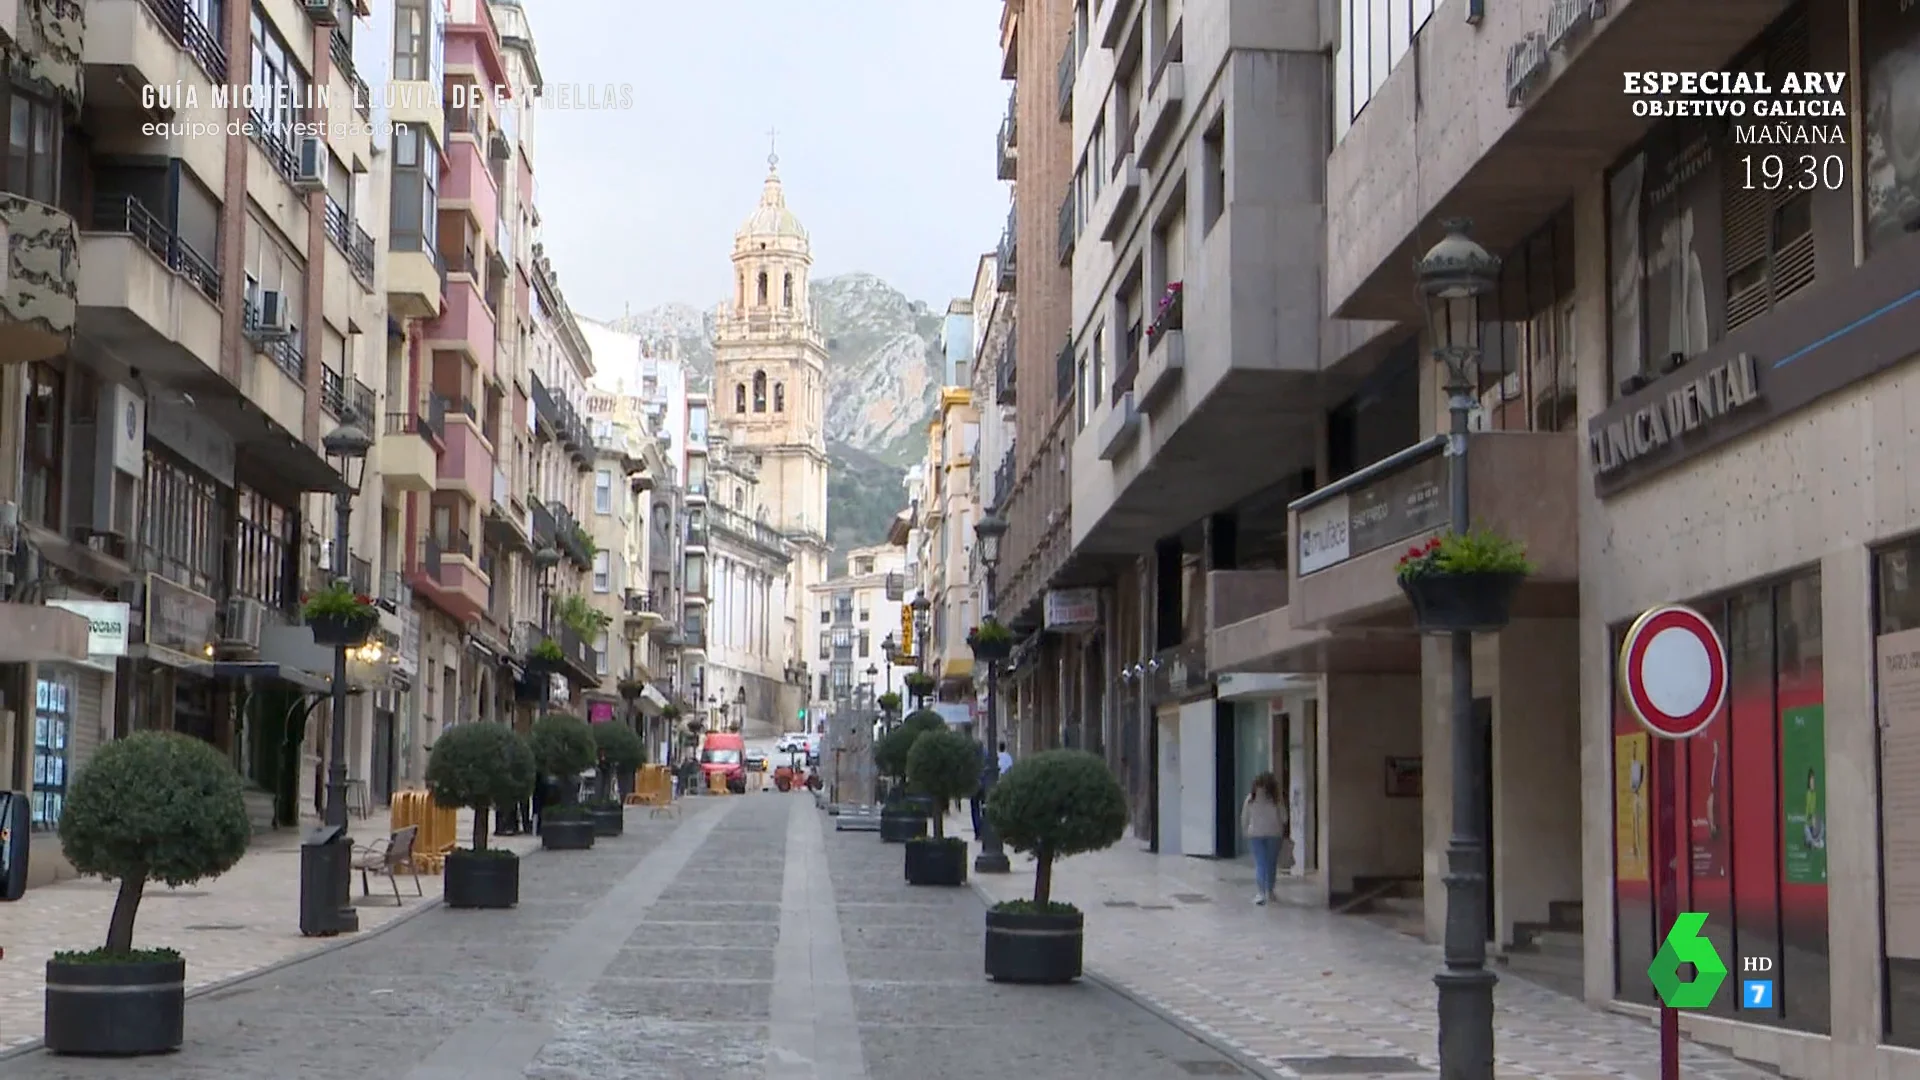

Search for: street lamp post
xmin=910 ymin=591 xmax=931 ymax=700
xmin=972 ymin=507 xmax=1010 ymax=875
xmin=1417 ymin=219 xmax=1502 ymax=1080
xmin=314 ymin=415 xmax=371 ymax=934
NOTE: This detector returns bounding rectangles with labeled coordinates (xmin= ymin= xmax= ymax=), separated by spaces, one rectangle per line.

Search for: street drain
xmin=1176 ymin=1061 xmax=1242 ymax=1075
xmin=184 ymin=924 xmax=247 ymax=932
xmin=1276 ymin=1055 xmax=1430 ymax=1076
xmin=1104 ymin=900 xmax=1139 ymax=907
xmin=1140 ymin=904 xmax=1176 ymax=910
xmin=1172 ymin=893 xmax=1213 ymax=904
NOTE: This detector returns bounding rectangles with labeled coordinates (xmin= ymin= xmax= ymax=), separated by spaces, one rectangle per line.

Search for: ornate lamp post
xmin=910 ymin=590 xmax=931 ymax=675
xmin=310 ymin=415 xmax=371 ymax=934
xmin=1416 ymin=219 xmax=1501 ymax=1080
xmin=972 ymin=506 xmax=1010 ymax=875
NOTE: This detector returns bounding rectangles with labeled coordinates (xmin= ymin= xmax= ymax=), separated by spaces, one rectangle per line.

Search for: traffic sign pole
xmin=1618 ymin=604 xmax=1728 ymax=1080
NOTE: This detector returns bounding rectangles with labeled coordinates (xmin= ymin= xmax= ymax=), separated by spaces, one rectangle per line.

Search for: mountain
xmin=602 ymin=272 xmax=945 ymax=567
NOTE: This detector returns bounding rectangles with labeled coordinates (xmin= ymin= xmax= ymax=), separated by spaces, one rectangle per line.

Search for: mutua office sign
xmin=1589 ymin=352 xmax=1762 ymax=477
xmin=1506 ymin=0 xmax=1609 ymax=107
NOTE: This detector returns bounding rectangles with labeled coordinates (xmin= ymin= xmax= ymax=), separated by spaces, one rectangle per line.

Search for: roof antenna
xmin=767 ymin=126 xmax=779 ymax=170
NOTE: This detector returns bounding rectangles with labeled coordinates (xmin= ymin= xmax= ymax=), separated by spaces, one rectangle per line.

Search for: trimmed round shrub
xmin=900 ymin=709 xmax=945 ymax=738
xmin=426 ymin=722 xmax=536 ymax=851
xmin=985 ymin=750 xmax=1128 ymax=909
xmin=529 ymin=713 xmax=597 ymax=783
xmin=907 ymin=728 xmax=982 ymax=839
xmin=872 ymin=724 xmax=918 ymax=785
xmin=59 ymin=731 xmax=251 ymax=958
xmin=876 ymin=691 xmax=902 ymax=715
xmin=591 ymin=722 xmax=647 ymax=802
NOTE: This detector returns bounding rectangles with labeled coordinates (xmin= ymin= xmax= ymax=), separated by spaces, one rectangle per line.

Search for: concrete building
xmin=969 ymin=253 xmax=1018 ymax=730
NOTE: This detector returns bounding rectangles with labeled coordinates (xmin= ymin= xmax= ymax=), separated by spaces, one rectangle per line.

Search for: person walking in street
xmin=1243 ymin=772 xmax=1287 ymax=905
xmin=970 ymin=741 xmax=990 ymax=836
xmin=997 ymin=741 xmax=1013 ymax=776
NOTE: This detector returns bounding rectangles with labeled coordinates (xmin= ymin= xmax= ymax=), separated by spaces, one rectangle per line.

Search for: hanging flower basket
xmin=1394 ymin=531 xmax=1532 ymax=634
xmin=968 ymin=636 xmax=1013 ymax=661
xmin=526 ymin=638 xmax=564 ymax=675
xmin=301 ymin=584 xmax=378 ymax=646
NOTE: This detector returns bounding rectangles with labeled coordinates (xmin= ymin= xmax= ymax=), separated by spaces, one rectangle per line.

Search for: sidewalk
xmin=0 ymin=808 xmax=538 ymax=1053
xmin=949 ymin=814 xmax=1773 ymax=1080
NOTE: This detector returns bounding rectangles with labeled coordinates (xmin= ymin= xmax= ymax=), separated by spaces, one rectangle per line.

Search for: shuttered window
xmin=1721 ymin=7 xmax=1815 ymax=332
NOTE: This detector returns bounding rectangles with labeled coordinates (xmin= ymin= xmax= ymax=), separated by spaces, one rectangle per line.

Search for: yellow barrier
xmin=389 ymin=789 xmax=459 ymax=872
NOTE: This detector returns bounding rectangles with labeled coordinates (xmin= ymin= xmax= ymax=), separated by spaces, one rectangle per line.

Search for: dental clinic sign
xmin=46 ymin=599 xmax=131 ymax=672
xmin=1505 ymin=0 xmax=1609 ymax=106
xmin=1589 ymin=353 xmax=1763 ymax=477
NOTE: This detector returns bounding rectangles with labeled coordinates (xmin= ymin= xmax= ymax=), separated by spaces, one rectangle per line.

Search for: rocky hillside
xmin=603 ymin=272 xmax=945 ymax=566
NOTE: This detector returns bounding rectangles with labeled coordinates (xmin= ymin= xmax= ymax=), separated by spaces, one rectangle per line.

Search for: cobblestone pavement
xmin=948 ymin=815 xmax=1778 ymax=1080
xmin=0 ymin=794 xmax=1259 ymax=1079
xmin=0 ymin=808 xmax=538 ymax=1052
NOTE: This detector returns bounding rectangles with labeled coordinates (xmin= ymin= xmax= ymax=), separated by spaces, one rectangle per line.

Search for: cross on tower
xmin=767 ymin=127 xmax=779 ymax=168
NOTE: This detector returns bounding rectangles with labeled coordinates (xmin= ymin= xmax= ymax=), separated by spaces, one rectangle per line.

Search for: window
xmin=753 ymin=371 xmax=767 ymax=412
xmin=393 ymin=0 xmax=432 ymax=80
xmin=390 ymin=127 xmax=439 ymax=259
xmin=235 ymin=486 xmax=297 ymax=611
xmin=20 ymin=361 xmax=62 ymax=528
xmin=1864 ymin=0 xmax=1920 ymax=254
xmin=4 ymin=86 xmax=58 ymax=203
xmin=819 ymin=673 xmax=830 ymax=699
xmin=735 ymin=383 xmax=747 ymax=413
xmin=1611 ymin=570 xmax=1826 ymax=1035
xmin=592 ymin=550 xmax=611 ymax=592
xmin=783 ymin=272 xmax=793 ymax=307
xmin=858 ymin=631 xmax=870 ymax=658
xmin=859 ymin=607 xmax=870 ymax=622
xmin=1201 ymin=116 xmax=1226 ymax=230
xmin=820 ymin=608 xmax=831 ymax=624
xmin=773 ymin=383 xmax=785 ymax=412
xmin=594 ymin=631 xmax=609 ymax=675
xmin=246 ymin=215 xmax=306 ymax=357
xmin=30 ymin=676 xmax=71 ymax=830
xmin=1473 ymin=209 xmax=1577 ymax=433
xmin=756 ymin=271 xmax=768 ymax=305
xmin=594 ymin=469 xmax=613 ymax=514
xmin=1335 ymin=0 xmax=1435 ymax=136
xmin=141 ymin=448 xmax=228 ymax=596
xmin=250 ymin=6 xmax=309 ymax=147
xmin=818 ymin=631 xmax=830 ymax=660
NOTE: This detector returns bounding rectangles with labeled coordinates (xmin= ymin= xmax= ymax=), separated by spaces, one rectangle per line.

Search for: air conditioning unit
xmin=301 ymin=0 xmax=338 ymax=23
xmin=294 ymin=137 xmax=327 ymax=191
xmin=253 ymin=290 xmax=291 ymax=340
xmin=223 ymin=597 xmax=266 ymax=650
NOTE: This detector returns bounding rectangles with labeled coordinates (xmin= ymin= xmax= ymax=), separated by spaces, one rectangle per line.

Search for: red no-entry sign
xmin=1619 ymin=604 xmax=1728 ymax=740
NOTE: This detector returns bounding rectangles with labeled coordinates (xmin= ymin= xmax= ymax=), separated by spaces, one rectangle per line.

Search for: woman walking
xmin=1243 ymin=772 xmax=1288 ymax=905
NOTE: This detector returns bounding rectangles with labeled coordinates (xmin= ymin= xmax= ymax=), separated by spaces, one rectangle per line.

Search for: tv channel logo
xmin=1649 ymin=914 xmax=1777 ymax=1009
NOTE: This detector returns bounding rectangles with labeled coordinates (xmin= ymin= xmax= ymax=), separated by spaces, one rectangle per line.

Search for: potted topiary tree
xmin=875 ymin=710 xmax=945 ymax=841
xmin=903 ymin=671 xmax=936 ymax=707
xmin=966 ymin=617 xmax=1014 ymax=661
xmin=47 ymin=732 xmax=252 ymax=1055
xmin=904 ymin=728 xmax=981 ymax=886
xmin=983 ymin=749 xmax=1129 ymax=984
xmin=425 ymin=722 xmax=536 ymax=910
xmin=301 ymin=582 xmax=378 ymax=647
xmin=587 ymin=722 xmax=645 ymax=837
xmin=530 ymin=713 xmax=598 ymax=850
xmin=1394 ymin=529 xmax=1533 ymax=633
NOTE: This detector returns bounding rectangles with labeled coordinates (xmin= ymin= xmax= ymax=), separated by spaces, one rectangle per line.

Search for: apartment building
xmin=969 ymin=253 xmax=1017 ymax=727
xmin=922 ymin=304 xmax=983 ymax=706
xmin=811 ymin=544 xmax=911 ymax=719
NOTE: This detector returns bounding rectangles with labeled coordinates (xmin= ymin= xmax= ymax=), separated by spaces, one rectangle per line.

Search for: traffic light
xmin=797 ymin=707 xmax=807 ymax=721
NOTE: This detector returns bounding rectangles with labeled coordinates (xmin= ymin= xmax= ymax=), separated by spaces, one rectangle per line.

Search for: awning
xmin=0 ymin=603 xmax=89 ymax=664
xmin=194 ymin=660 xmax=331 ymax=693
xmin=632 ymin=682 xmax=669 ymax=715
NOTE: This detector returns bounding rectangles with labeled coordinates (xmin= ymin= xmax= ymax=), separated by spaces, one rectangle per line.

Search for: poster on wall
xmin=1615 ymin=731 xmax=1650 ymax=883
xmin=1690 ymin=729 xmax=1729 ymax=881
xmin=1861 ymin=0 xmax=1920 ymax=254
xmin=1780 ymin=704 xmax=1828 ymax=886
xmin=1879 ymin=628 xmax=1920 ymax=957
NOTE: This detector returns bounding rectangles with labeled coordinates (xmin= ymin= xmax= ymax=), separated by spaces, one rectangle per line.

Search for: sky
xmin=523 ymin=1 xmax=1011 ymax=322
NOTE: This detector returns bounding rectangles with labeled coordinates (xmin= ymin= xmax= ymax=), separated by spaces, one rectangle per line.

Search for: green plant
xmin=529 ymin=713 xmax=598 ymax=801
xmin=903 ymin=671 xmax=936 ymax=700
xmin=1394 ymin=530 xmax=1533 ymax=582
xmin=662 ymin=702 xmax=682 ymax=720
xmin=907 ymin=728 xmax=983 ymax=840
xmin=530 ymin=638 xmax=564 ymax=662
xmin=57 ymin=732 xmax=252 ymax=958
xmin=967 ymin=618 xmax=1013 ymax=646
xmin=873 ymin=725 xmax=918 ymax=785
xmin=553 ymin=594 xmax=610 ymax=638
xmin=573 ymin=525 xmax=597 ymax=557
xmin=592 ymin=722 xmax=646 ymax=800
xmin=876 ymin=691 xmax=902 ymax=714
xmin=425 ymin=722 xmax=536 ymax=851
xmin=300 ymin=582 xmax=375 ymax=621
xmin=901 ymin=709 xmax=945 ymax=739
xmin=985 ymin=750 xmax=1128 ymax=909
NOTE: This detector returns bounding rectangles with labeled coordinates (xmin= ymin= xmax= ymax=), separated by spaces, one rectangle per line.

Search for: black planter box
xmin=878 ymin=808 xmax=927 ymax=843
xmin=444 ymin=849 xmax=520 ymax=909
xmin=904 ymin=837 xmax=968 ymax=886
xmin=1399 ymin=570 xmax=1525 ymax=633
xmin=541 ymin=818 xmax=595 ymax=850
xmin=45 ymin=955 xmax=186 ymax=1055
xmin=969 ymin=639 xmax=1013 ymax=661
xmin=525 ymin=655 xmax=562 ymax=677
xmin=984 ymin=908 xmax=1084 ymax=984
xmin=308 ymin=611 xmax=376 ymax=647
xmin=588 ymin=805 xmax=624 ymax=837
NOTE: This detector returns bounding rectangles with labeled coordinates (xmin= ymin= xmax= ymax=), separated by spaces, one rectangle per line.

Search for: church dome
xmin=735 ymin=158 xmax=808 ymax=246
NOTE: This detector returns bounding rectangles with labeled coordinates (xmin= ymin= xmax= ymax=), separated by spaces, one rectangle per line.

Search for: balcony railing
xmin=351 ymin=379 xmax=377 ymax=424
xmin=348 ymin=554 xmax=373 ymax=597
xmin=996 ymin=333 xmax=1016 ymax=405
xmin=441 ymin=529 xmax=474 ymax=559
xmin=623 ymin=589 xmax=655 ymax=614
xmin=328 ymin=27 xmax=371 ymax=119
xmin=710 ymin=505 xmax=790 ymax=556
xmin=1057 ymin=192 xmax=1075 ymax=265
xmin=1057 ymin=34 xmax=1076 ymax=120
xmin=417 ymin=536 xmax=442 ymax=579
xmin=244 ymin=297 xmax=305 ymax=381
xmin=993 ymin=448 xmax=1017 ymax=508
xmin=1056 ymin=339 xmax=1074 ymax=405
xmin=320 ymin=366 xmax=345 ymax=417
xmin=681 ymin=626 xmax=706 ymax=650
xmin=685 ymin=525 xmax=708 ymax=549
xmin=997 ymin=206 xmax=1016 ymax=291
xmin=530 ymin=498 xmax=558 ymax=548
xmin=247 ymin=110 xmax=300 ymax=187
xmin=323 ymin=197 xmax=375 ymax=288
xmin=138 ymin=0 xmax=227 ymax=81
xmin=557 ymin=622 xmax=597 ymax=678
xmin=996 ymin=95 xmax=1018 ymax=181
xmin=91 ymin=196 xmax=220 ymax=302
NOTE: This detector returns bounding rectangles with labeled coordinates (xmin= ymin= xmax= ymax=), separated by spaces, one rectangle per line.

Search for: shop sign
xmin=1506 ymin=0 xmax=1608 ymax=107
xmin=46 ymin=600 xmax=131 ymax=667
xmin=1044 ymin=588 xmax=1100 ymax=630
xmin=1297 ymin=453 xmax=1448 ymax=574
xmin=142 ymin=575 xmax=218 ymax=663
xmin=1589 ymin=352 xmax=1761 ymax=476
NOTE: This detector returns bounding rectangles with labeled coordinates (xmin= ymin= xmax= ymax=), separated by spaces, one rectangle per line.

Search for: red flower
xmin=1425 ymin=537 xmax=1441 ymax=551
xmin=1407 ymin=547 xmax=1422 ymax=557
xmin=355 ymin=594 xmax=373 ymax=605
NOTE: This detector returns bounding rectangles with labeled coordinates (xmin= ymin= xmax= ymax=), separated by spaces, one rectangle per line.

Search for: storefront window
xmin=1611 ymin=571 xmax=1828 ymax=1033
xmin=1861 ymin=0 xmax=1920 ymax=256
xmin=31 ymin=676 xmax=72 ymax=829
xmin=1475 ymin=209 xmax=1577 ymax=433
xmin=1873 ymin=542 xmax=1920 ymax=1046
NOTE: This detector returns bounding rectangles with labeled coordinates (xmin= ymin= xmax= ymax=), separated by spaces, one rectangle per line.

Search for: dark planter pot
xmin=984 ymin=908 xmax=1084 ymax=984
xmin=513 ymin=675 xmax=548 ymax=704
xmin=969 ymin=639 xmax=1013 ymax=661
xmin=588 ymin=804 xmax=624 ymax=837
xmin=878 ymin=807 xmax=928 ymax=843
xmin=45 ymin=956 xmax=185 ymax=1056
xmin=905 ymin=794 xmax=937 ymax=816
xmin=1399 ymin=571 xmax=1525 ymax=634
xmin=308 ymin=611 xmax=376 ymax=647
xmin=526 ymin=655 xmax=562 ymax=677
xmin=904 ymin=837 xmax=968 ymax=886
xmin=444 ymin=849 xmax=520 ymax=909
xmin=541 ymin=817 xmax=596 ymax=850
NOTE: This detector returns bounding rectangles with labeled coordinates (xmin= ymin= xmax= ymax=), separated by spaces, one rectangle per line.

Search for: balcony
xmin=710 ymin=505 xmax=792 ymax=561
xmin=440 ymin=139 xmax=501 ymax=241
xmin=1057 ymin=192 xmax=1075 ymax=266
xmin=378 ymin=409 xmax=438 ymax=492
xmin=1097 ymin=390 xmax=1140 ymax=461
xmin=0 ymin=194 xmax=78 ymax=365
xmin=425 ymin=276 xmax=496 ymax=370
xmin=436 ymin=413 xmax=494 ymax=503
xmin=1137 ymin=34 xmax=1184 ymax=167
xmin=323 ymin=198 xmax=375 ymax=290
xmin=996 ymin=100 xmax=1017 ymax=180
xmin=1095 ymin=0 xmax=1134 ymax=49
xmin=387 ymin=237 xmax=442 ymax=320
xmin=85 ymin=0 xmax=226 ymax=105
xmin=1056 ymin=35 xmax=1075 ymax=120
xmin=1136 ymin=284 xmax=1184 ymax=411
xmin=78 ymin=195 xmax=221 ymax=375
xmin=684 ymin=524 xmax=707 ymax=551
xmin=1095 ymin=151 xmax=1142 ymax=242
xmin=998 ymin=0 xmax=1017 ymax=79
xmin=1288 ymin=432 xmax=1579 ymax=632
xmin=410 ymin=535 xmax=488 ymax=624
xmin=553 ymin=622 xmax=599 ymax=686
xmin=328 ymin=21 xmax=371 ymax=119
xmin=995 ymin=335 xmax=1016 ymax=406
xmin=996 ymin=208 xmax=1016 ymax=292
xmin=530 ymin=371 xmax=565 ymax=438
xmin=553 ymin=503 xmax=593 ymax=569
xmin=623 ymin=589 xmax=663 ymax=632
xmin=1055 ymin=339 xmax=1073 ymax=406
xmin=529 ymin=497 xmax=558 ymax=550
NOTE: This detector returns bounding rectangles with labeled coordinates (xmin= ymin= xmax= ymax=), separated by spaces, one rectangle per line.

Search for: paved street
xmin=0 ymin=794 xmax=1250 ymax=1080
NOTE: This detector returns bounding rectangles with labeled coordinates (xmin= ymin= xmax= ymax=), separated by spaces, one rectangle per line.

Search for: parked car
xmin=744 ymin=748 xmax=768 ymax=772
xmin=775 ymin=732 xmax=809 ymax=753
